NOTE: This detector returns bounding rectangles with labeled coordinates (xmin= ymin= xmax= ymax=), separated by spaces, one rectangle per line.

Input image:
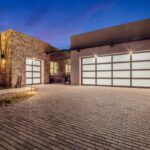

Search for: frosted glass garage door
xmin=82 ymin=57 xmax=95 ymax=64
xmin=97 ymin=79 xmax=111 ymax=86
xmin=113 ymin=54 xmax=130 ymax=62
xmin=81 ymin=57 xmax=96 ymax=85
xmin=132 ymin=52 xmax=150 ymax=61
xmin=81 ymin=51 xmax=150 ymax=87
xmin=26 ymin=58 xmax=41 ymax=85
xmin=97 ymin=56 xmax=111 ymax=63
xmin=132 ymin=52 xmax=150 ymax=87
xmin=82 ymin=79 xmax=96 ymax=85
xmin=113 ymin=63 xmax=130 ymax=70
xmin=132 ymin=80 xmax=150 ymax=87
xmin=113 ymin=79 xmax=130 ymax=86
xmin=97 ymin=71 xmax=111 ymax=78
xmin=112 ymin=54 xmax=131 ymax=86
xmin=97 ymin=56 xmax=112 ymax=85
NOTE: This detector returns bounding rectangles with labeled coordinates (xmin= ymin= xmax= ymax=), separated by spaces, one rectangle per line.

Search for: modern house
xmin=0 ymin=18 xmax=150 ymax=88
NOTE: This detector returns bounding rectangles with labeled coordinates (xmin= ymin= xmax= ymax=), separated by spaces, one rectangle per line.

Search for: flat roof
xmin=71 ymin=19 xmax=150 ymax=50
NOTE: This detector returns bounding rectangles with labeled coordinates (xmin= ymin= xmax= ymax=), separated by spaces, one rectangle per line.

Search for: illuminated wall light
xmin=1 ymin=54 xmax=5 ymax=59
xmin=1 ymin=54 xmax=6 ymax=67
xmin=129 ymin=51 xmax=132 ymax=55
xmin=94 ymin=54 xmax=98 ymax=58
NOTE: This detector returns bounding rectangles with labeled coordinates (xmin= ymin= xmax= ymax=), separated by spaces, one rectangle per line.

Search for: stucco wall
xmin=10 ymin=30 xmax=54 ymax=87
xmin=71 ymin=39 xmax=150 ymax=85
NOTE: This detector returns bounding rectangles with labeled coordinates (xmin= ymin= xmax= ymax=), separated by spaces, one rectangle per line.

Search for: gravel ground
xmin=0 ymin=85 xmax=150 ymax=150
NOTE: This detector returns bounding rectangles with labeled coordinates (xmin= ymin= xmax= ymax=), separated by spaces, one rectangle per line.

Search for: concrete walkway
xmin=0 ymin=85 xmax=150 ymax=150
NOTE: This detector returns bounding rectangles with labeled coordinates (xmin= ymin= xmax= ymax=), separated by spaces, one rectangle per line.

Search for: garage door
xmin=81 ymin=51 xmax=150 ymax=88
xmin=26 ymin=58 xmax=41 ymax=85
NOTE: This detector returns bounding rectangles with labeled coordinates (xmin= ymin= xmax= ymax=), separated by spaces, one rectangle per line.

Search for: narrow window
xmin=65 ymin=64 xmax=71 ymax=75
xmin=50 ymin=62 xmax=59 ymax=75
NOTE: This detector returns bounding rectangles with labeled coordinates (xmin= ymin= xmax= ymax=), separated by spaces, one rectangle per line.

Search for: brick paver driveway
xmin=0 ymin=85 xmax=150 ymax=150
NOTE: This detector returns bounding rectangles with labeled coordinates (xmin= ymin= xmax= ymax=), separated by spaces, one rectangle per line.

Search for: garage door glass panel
xmin=33 ymin=66 xmax=41 ymax=71
xmin=26 ymin=79 xmax=32 ymax=84
xmin=26 ymin=58 xmax=32 ymax=65
xmin=33 ymin=78 xmax=41 ymax=84
xmin=97 ymin=71 xmax=111 ymax=78
xmin=113 ymin=63 xmax=130 ymax=70
xmin=97 ymin=56 xmax=111 ymax=63
xmin=81 ymin=51 xmax=150 ymax=88
xmin=26 ymin=72 xmax=32 ymax=78
xmin=26 ymin=66 xmax=32 ymax=71
xmin=113 ymin=71 xmax=130 ymax=78
xmin=113 ymin=79 xmax=130 ymax=86
xmin=113 ymin=54 xmax=130 ymax=62
xmin=132 ymin=79 xmax=150 ymax=87
xmin=82 ymin=79 xmax=95 ymax=85
xmin=132 ymin=62 xmax=150 ymax=69
xmin=132 ymin=71 xmax=150 ymax=78
xmin=82 ymin=65 xmax=95 ymax=71
xmin=97 ymin=79 xmax=111 ymax=85
xmin=82 ymin=58 xmax=95 ymax=64
xmin=97 ymin=64 xmax=111 ymax=71
xmin=33 ymin=73 xmax=41 ymax=78
xmin=26 ymin=58 xmax=41 ymax=85
xmin=33 ymin=60 xmax=41 ymax=66
xmin=132 ymin=52 xmax=150 ymax=61
xmin=82 ymin=72 xmax=95 ymax=78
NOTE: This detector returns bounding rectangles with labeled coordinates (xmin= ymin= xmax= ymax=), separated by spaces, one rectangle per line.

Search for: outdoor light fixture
xmin=1 ymin=54 xmax=5 ymax=59
xmin=129 ymin=51 xmax=132 ymax=55
xmin=94 ymin=54 xmax=98 ymax=58
xmin=1 ymin=53 xmax=6 ymax=66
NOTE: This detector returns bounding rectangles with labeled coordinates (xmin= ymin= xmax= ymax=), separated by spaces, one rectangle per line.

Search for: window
xmin=50 ymin=62 xmax=59 ymax=75
xmin=65 ymin=64 xmax=71 ymax=75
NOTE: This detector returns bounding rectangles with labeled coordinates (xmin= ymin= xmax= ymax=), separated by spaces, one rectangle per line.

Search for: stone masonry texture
xmin=0 ymin=30 xmax=12 ymax=86
xmin=0 ymin=29 xmax=57 ymax=87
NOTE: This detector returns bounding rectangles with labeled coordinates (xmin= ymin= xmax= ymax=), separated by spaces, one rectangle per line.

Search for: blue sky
xmin=0 ymin=0 xmax=150 ymax=49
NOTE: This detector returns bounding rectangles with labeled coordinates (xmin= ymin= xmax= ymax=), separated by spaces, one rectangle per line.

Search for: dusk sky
xmin=0 ymin=0 xmax=150 ymax=49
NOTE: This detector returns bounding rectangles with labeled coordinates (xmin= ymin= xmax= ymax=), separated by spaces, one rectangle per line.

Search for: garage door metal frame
xmin=81 ymin=50 xmax=150 ymax=88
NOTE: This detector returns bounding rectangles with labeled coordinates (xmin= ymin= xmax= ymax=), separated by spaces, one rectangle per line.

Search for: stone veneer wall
xmin=0 ymin=30 xmax=12 ymax=87
xmin=10 ymin=29 xmax=55 ymax=87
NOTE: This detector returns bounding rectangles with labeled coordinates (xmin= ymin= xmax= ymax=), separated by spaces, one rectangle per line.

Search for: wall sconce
xmin=1 ymin=54 xmax=5 ymax=59
xmin=94 ymin=54 xmax=98 ymax=58
xmin=129 ymin=51 xmax=132 ymax=55
xmin=1 ymin=54 xmax=6 ymax=66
